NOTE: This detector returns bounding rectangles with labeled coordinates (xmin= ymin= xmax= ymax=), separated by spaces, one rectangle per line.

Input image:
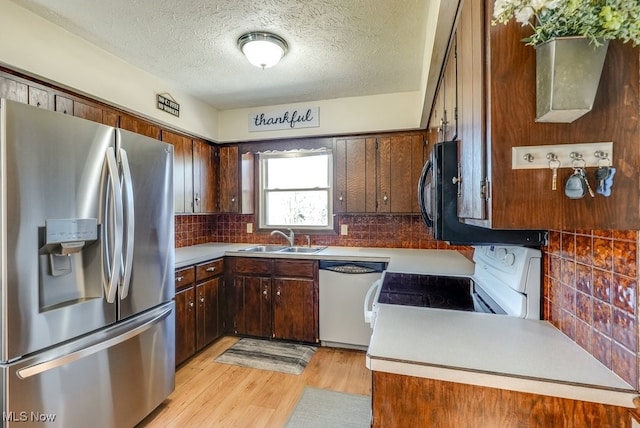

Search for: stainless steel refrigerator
xmin=0 ymin=99 xmax=175 ymax=427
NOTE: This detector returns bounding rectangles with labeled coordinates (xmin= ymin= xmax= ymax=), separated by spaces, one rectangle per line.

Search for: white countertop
xmin=367 ymin=304 xmax=638 ymax=408
xmin=175 ymin=242 xmax=638 ymax=408
xmin=175 ymin=242 xmax=475 ymax=275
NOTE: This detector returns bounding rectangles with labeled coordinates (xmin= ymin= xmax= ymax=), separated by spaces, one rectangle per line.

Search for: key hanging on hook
xmin=594 ymin=151 xmax=615 ymax=197
xmin=548 ymin=157 xmax=561 ymax=191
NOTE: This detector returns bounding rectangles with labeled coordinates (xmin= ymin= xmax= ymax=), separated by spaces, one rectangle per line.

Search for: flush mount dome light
xmin=238 ymin=32 xmax=288 ymax=69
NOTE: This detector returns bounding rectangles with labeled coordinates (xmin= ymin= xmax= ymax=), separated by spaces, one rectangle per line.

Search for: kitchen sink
xmin=279 ymin=246 xmax=327 ymax=254
xmin=238 ymin=245 xmax=289 ymax=253
xmin=237 ymin=245 xmax=326 ymax=254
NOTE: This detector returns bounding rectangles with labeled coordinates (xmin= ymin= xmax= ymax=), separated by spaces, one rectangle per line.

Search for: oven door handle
xmin=364 ymin=278 xmax=382 ymax=327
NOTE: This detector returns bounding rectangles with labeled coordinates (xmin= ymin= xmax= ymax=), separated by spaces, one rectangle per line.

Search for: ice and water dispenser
xmin=38 ymin=218 xmax=100 ymax=310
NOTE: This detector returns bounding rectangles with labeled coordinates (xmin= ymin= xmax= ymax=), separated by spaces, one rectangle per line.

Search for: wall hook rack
xmin=512 ymin=142 xmax=613 ymax=170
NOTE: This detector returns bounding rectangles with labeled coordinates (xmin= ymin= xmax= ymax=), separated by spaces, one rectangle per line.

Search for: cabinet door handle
xmin=194 ymin=193 xmax=201 ymax=204
xmin=276 ymin=290 xmax=281 ymax=296
xmin=263 ymin=289 xmax=268 ymax=296
xmin=383 ymin=193 xmax=388 ymax=203
xmin=188 ymin=301 xmax=194 ymax=309
xmin=206 ymin=267 xmax=216 ymax=272
xmin=231 ymin=196 xmax=236 ymax=203
xmin=338 ymin=193 xmax=344 ymax=202
xmin=176 ymin=275 xmax=184 ymax=282
xmin=200 ymin=297 xmax=205 ymax=303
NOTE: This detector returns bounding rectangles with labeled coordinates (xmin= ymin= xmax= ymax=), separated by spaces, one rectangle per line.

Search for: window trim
xmin=258 ymin=149 xmax=334 ymax=232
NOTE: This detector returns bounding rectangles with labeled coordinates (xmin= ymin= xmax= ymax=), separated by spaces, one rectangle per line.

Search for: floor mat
xmin=214 ymin=338 xmax=316 ymax=375
xmin=285 ymin=387 xmax=370 ymax=428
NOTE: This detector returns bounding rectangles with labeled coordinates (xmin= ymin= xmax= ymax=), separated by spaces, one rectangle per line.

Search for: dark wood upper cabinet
xmin=192 ymin=139 xmax=216 ymax=213
xmin=54 ymin=95 xmax=73 ymax=115
xmin=119 ymin=113 xmax=161 ymax=140
xmin=334 ymin=137 xmax=377 ymax=213
xmin=162 ymin=130 xmax=193 ymax=214
xmin=0 ymin=75 xmax=28 ymax=103
xmin=335 ymin=133 xmax=425 ymax=214
xmin=218 ymin=145 xmax=253 ymax=214
xmin=447 ymin=0 xmax=640 ymax=230
xmin=27 ymin=86 xmax=51 ymax=110
xmin=218 ymin=145 xmax=240 ymax=213
xmin=456 ymin=0 xmax=486 ymax=221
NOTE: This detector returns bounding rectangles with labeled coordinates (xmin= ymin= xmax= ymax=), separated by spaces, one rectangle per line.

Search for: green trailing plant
xmin=492 ymin=0 xmax=640 ymax=46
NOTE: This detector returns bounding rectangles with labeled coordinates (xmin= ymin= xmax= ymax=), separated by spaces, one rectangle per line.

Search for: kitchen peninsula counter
xmin=366 ymin=303 xmax=638 ymax=408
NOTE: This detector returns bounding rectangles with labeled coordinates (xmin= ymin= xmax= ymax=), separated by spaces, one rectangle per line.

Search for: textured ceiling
xmin=10 ymin=0 xmax=431 ymax=110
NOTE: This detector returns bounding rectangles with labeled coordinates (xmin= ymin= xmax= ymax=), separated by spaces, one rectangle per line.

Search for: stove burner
xmin=378 ymin=272 xmax=474 ymax=311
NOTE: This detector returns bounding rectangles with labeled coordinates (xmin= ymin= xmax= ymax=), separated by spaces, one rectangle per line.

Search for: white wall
xmin=217 ymin=92 xmax=423 ymax=142
xmin=0 ymin=0 xmax=220 ymax=140
xmin=0 ymin=0 xmax=445 ymax=143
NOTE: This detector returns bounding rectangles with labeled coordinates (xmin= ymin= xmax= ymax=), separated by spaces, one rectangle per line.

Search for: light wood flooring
xmin=137 ymin=336 xmax=372 ymax=427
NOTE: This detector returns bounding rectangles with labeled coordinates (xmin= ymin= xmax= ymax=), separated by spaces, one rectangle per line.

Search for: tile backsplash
xmin=544 ymin=229 xmax=639 ymax=388
xmin=175 ymin=213 xmax=472 ymax=254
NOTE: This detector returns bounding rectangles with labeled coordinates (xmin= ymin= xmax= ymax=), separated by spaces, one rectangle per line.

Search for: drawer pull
xmin=206 ymin=267 xmax=216 ymax=272
xmin=176 ymin=275 xmax=184 ymax=282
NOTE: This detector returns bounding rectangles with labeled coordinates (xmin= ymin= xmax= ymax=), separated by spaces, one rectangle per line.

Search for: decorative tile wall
xmin=213 ymin=213 xmax=470 ymax=253
xmin=175 ymin=215 xmax=217 ymax=248
xmin=175 ymin=213 xmax=472 ymax=256
xmin=544 ymin=229 xmax=639 ymax=388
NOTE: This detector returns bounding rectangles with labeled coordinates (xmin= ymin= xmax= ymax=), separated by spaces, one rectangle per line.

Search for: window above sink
xmin=258 ymin=149 xmax=333 ymax=232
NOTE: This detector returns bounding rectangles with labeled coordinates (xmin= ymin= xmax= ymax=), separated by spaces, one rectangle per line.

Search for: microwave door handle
xmin=417 ymin=160 xmax=433 ymax=227
xmin=102 ymin=148 xmax=123 ymax=304
xmin=118 ymin=148 xmax=135 ymax=300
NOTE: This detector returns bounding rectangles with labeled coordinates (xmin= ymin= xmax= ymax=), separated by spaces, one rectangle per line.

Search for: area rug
xmin=285 ymin=387 xmax=370 ymax=428
xmin=214 ymin=338 xmax=316 ymax=375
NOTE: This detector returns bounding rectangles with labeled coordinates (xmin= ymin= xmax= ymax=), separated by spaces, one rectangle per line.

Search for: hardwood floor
xmin=137 ymin=337 xmax=372 ymax=427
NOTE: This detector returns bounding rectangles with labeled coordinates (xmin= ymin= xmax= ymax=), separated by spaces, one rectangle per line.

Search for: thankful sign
xmin=249 ymin=107 xmax=319 ymax=132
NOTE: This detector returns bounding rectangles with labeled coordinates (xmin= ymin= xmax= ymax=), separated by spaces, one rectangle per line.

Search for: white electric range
xmin=365 ymin=245 xmax=542 ymax=327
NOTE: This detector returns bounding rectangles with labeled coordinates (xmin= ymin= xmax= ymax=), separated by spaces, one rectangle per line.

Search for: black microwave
xmin=418 ymin=140 xmax=547 ymax=246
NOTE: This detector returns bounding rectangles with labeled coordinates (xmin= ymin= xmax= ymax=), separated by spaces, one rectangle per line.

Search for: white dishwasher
xmin=319 ymin=260 xmax=387 ymax=350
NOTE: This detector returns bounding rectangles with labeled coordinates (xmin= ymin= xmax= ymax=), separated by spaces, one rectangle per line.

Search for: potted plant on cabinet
xmin=492 ymin=0 xmax=640 ymax=123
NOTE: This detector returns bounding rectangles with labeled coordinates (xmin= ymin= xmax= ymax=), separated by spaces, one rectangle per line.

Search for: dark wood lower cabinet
xmin=273 ymin=277 xmax=316 ymax=343
xmin=175 ymin=258 xmax=224 ymax=366
xmin=372 ymin=371 xmax=631 ymax=427
xmin=226 ymin=257 xmax=319 ymax=343
xmin=175 ymin=287 xmax=195 ymax=366
xmin=231 ymin=275 xmax=272 ymax=337
xmin=196 ymin=277 xmax=222 ymax=350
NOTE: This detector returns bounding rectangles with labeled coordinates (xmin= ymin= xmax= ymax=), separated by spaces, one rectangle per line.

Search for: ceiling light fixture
xmin=238 ymin=32 xmax=288 ymax=69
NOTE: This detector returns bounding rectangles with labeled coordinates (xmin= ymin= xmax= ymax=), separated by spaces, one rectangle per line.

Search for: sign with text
xmin=157 ymin=94 xmax=180 ymax=117
xmin=249 ymin=107 xmax=319 ymax=132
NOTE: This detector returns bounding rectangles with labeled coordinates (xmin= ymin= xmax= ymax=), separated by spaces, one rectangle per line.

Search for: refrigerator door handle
xmin=16 ymin=306 xmax=172 ymax=379
xmin=118 ymin=148 xmax=135 ymax=300
xmin=102 ymin=147 xmax=123 ymax=304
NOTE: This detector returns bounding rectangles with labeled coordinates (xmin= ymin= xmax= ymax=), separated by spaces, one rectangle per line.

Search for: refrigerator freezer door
xmin=1 ymin=302 xmax=175 ymax=428
xmin=116 ymin=128 xmax=174 ymax=320
xmin=0 ymin=99 xmax=117 ymax=362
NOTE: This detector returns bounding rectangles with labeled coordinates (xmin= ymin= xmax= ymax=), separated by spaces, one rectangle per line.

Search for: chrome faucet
xmin=271 ymin=228 xmax=295 ymax=246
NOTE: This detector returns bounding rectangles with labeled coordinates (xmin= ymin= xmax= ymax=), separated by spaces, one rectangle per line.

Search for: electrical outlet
xmin=340 ymin=224 xmax=348 ymax=235
xmin=246 ymin=223 xmax=253 ymax=233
